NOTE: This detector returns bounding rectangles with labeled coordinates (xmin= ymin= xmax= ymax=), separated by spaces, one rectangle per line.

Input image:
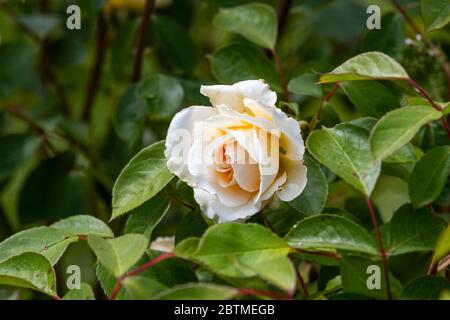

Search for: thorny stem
xmin=271 ymin=49 xmax=290 ymax=102
xmin=366 ymin=197 xmax=392 ymax=300
xmin=131 ymin=0 xmax=154 ymax=83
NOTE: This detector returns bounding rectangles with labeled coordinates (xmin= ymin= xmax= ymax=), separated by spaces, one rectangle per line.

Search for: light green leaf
xmin=0 ymin=226 xmax=78 ymax=265
xmin=420 ymin=0 xmax=450 ymax=31
xmin=63 ymin=283 xmax=95 ymax=300
xmin=370 ymin=105 xmax=442 ymax=161
xmin=123 ymin=276 xmax=167 ymax=300
xmin=190 ymin=223 xmax=295 ymax=292
xmin=124 ymin=192 xmax=171 ymax=239
xmin=213 ymin=3 xmax=277 ymax=49
xmin=383 ymin=144 xmax=420 ymax=164
xmin=320 ymin=52 xmax=409 ymax=83
xmin=174 ymin=237 xmax=200 ymax=259
xmin=289 ymin=155 xmax=328 ymax=215
xmin=96 ymin=262 xmax=128 ymax=299
xmin=435 ymin=226 xmax=450 ymax=261
xmin=52 ymin=215 xmax=113 ymax=238
xmin=307 ymin=120 xmax=381 ymax=195
xmin=154 ymin=283 xmax=239 ymax=300
xmin=409 ymin=146 xmax=450 ymax=208
xmin=88 ymin=234 xmax=148 ymax=277
xmin=401 ymin=276 xmax=450 ymax=299
xmin=286 ymin=214 xmax=378 ymax=255
xmin=386 ymin=205 xmax=446 ymax=256
xmin=210 ymin=44 xmax=281 ymax=90
xmin=0 ymin=252 xmax=56 ymax=296
xmin=111 ymin=141 xmax=174 ymax=220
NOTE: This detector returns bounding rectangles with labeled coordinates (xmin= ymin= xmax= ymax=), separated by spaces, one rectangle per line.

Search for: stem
xmin=276 ymin=0 xmax=293 ymax=40
xmin=289 ymin=255 xmax=309 ymax=298
xmin=171 ymin=194 xmax=196 ymax=211
xmin=309 ymin=83 xmax=339 ymax=132
xmin=82 ymin=12 xmax=108 ymax=120
xmin=52 ymin=295 xmax=61 ymax=301
xmin=271 ymin=48 xmax=290 ymax=101
xmin=427 ymin=254 xmax=437 ymax=275
xmin=259 ymin=209 xmax=276 ymax=233
xmin=366 ymin=197 xmax=392 ymax=300
xmin=131 ymin=0 xmax=154 ymax=83
xmin=109 ymin=252 xmax=175 ymax=300
xmin=292 ymin=248 xmax=341 ymax=261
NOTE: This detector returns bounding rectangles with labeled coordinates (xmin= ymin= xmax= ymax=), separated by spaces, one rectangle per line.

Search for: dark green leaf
xmin=420 ymin=0 xmax=450 ymax=31
xmin=401 ymin=276 xmax=450 ymax=299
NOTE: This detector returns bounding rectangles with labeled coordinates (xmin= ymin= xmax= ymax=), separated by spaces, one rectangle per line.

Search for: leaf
xmin=319 ymin=52 xmax=409 ymax=83
xmin=153 ymin=283 xmax=239 ymax=300
xmin=62 ymin=283 xmax=95 ymax=300
xmin=307 ymin=120 xmax=381 ymax=195
xmin=51 ymin=215 xmax=114 ymax=238
xmin=113 ymin=84 xmax=148 ymax=145
xmin=401 ymin=276 xmax=450 ymax=299
xmin=409 ymin=146 xmax=450 ymax=208
xmin=0 ymin=252 xmax=56 ymax=296
xmin=189 ymin=223 xmax=296 ymax=292
xmin=111 ymin=141 xmax=174 ymax=220
xmin=435 ymin=226 xmax=450 ymax=261
xmin=210 ymin=44 xmax=281 ymax=90
xmin=17 ymin=14 xmax=60 ymax=39
xmin=286 ymin=214 xmax=378 ymax=255
xmin=87 ymin=234 xmax=148 ymax=277
xmin=340 ymin=81 xmax=400 ymax=118
xmin=96 ymin=262 xmax=128 ymax=299
xmin=288 ymin=73 xmax=322 ymax=98
xmin=175 ymin=210 xmax=208 ymax=243
xmin=0 ymin=226 xmax=78 ymax=265
xmin=370 ymin=105 xmax=442 ymax=161
xmin=386 ymin=205 xmax=446 ymax=256
xmin=122 ymin=276 xmax=167 ymax=300
xmin=124 ymin=192 xmax=171 ymax=239
xmin=213 ymin=3 xmax=277 ymax=49
xmin=340 ymin=255 xmax=403 ymax=300
xmin=420 ymin=0 xmax=450 ymax=31
xmin=289 ymin=155 xmax=328 ymax=216
xmin=138 ymin=75 xmax=184 ymax=120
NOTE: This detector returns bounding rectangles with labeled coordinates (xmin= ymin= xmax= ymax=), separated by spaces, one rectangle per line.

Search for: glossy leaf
xmin=111 ymin=141 xmax=174 ymax=220
xmin=52 ymin=215 xmax=113 ymax=238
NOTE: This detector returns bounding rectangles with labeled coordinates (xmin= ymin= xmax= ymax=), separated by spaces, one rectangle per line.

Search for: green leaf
xmin=0 ymin=252 xmax=56 ymax=296
xmin=113 ymin=85 xmax=148 ymax=145
xmin=340 ymin=81 xmax=400 ymax=118
xmin=286 ymin=214 xmax=378 ymax=255
xmin=320 ymin=52 xmax=409 ymax=83
xmin=111 ymin=141 xmax=174 ymax=220
xmin=401 ymin=276 xmax=450 ymax=299
xmin=124 ymin=192 xmax=171 ymax=239
xmin=175 ymin=210 xmax=208 ymax=243
xmin=307 ymin=120 xmax=381 ymax=195
xmin=123 ymin=276 xmax=167 ymax=300
xmin=409 ymin=146 xmax=450 ymax=208
xmin=189 ymin=223 xmax=296 ymax=292
xmin=370 ymin=105 xmax=442 ymax=161
xmin=288 ymin=73 xmax=322 ymax=98
xmin=138 ymin=75 xmax=184 ymax=120
xmin=62 ymin=283 xmax=95 ymax=300
xmin=289 ymin=155 xmax=328 ymax=215
xmin=51 ymin=215 xmax=113 ymax=238
xmin=435 ymin=226 xmax=450 ymax=261
xmin=213 ymin=3 xmax=277 ymax=49
xmin=420 ymin=0 xmax=450 ymax=31
xmin=386 ymin=205 xmax=445 ymax=256
xmin=88 ymin=234 xmax=148 ymax=277
xmin=153 ymin=283 xmax=239 ymax=300
xmin=96 ymin=262 xmax=128 ymax=299
xmin=210 ymin=44 xmax=281 ymax=90
xmin=18 ymin=14 xmax=60 ymax=39
xmin=0 ymin=226 xmax=78 ymax=265
xmin=341 ymin=255 xmax=403 ymax=300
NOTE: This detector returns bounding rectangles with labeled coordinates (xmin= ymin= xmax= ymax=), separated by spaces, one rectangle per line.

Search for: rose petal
xmin=277 ymin=157 xmax=307 ymax=201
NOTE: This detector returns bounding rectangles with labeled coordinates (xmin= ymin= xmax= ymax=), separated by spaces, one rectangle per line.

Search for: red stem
xmin=271 ymin=48 xmax=290 ymax=101
xmin=366 ymin=197 xmax=392 ymax=300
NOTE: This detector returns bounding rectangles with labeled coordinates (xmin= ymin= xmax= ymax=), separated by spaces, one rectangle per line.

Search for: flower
xmin=165 ymin=80 xmax=307 ymax=222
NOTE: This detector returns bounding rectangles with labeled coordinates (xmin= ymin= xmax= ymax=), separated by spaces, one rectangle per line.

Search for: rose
xmin=165 ymin=80 xmax=307 ymax=222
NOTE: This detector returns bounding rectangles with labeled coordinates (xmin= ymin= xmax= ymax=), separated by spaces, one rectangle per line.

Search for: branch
xmin=132 ymin=0 xmax=155 ymax=83
xmin=276 ymin=0 xmax=293 ymax=37
xmin=366 ymin=196 xmax=392 ymax=300
xmin=309 ymin=82 xmax=339 ymax=132
xmin=82 ymin=12 xmax=109 ymax=121
xmin=271 ymin=49 xmax=290 ymax=101
xmin=289 ymin=255 xmax=309 ymax=298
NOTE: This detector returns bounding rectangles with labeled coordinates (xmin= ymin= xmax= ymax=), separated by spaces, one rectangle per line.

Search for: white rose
xmin=165 ymin=80 xmax=307 ymax=223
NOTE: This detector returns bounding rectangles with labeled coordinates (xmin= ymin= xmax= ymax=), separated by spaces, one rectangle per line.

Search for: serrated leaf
xmin=387 ymin=205 xmax=446 ymax=256
xmin=307 ymin=120 xmax=381 ymax=195
xmin=111 ymin=141 xmax=174 ymax=220
xmin=0 ymin=226 xmax=78 ymax=265
xmin=0 ymin=252 xmax=56 ymax=296
xmin=320 ymin=52 xmax=409 ymax=83
xmin=52 ymin=215 xmax=113 ymax=238
xmin=154 ymin=283 xmax=239 ymax=300
xmin=409 ymin=146 xmax=450 ymax=208
xmin=88 ymin=234 xmax=148 ymax=277
xmin=401 ymin=276 xmax=450 ymax=299
xmin=190 ymin=223 xmax=295 ymax=292
xmin=289 ymin=155 xmax=328 ymax=215
xmin=370 ymin=105 xmax=442 ymax=161
xmin=286 ymin=214 xmax=378 ymax=255
xmin=213 ymin=3 xmax=277 ymax=49
xmin=420 ymin=0 xmax=450 ymax=31
xmin=62 ymin=283 xmax=95 ymax=300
